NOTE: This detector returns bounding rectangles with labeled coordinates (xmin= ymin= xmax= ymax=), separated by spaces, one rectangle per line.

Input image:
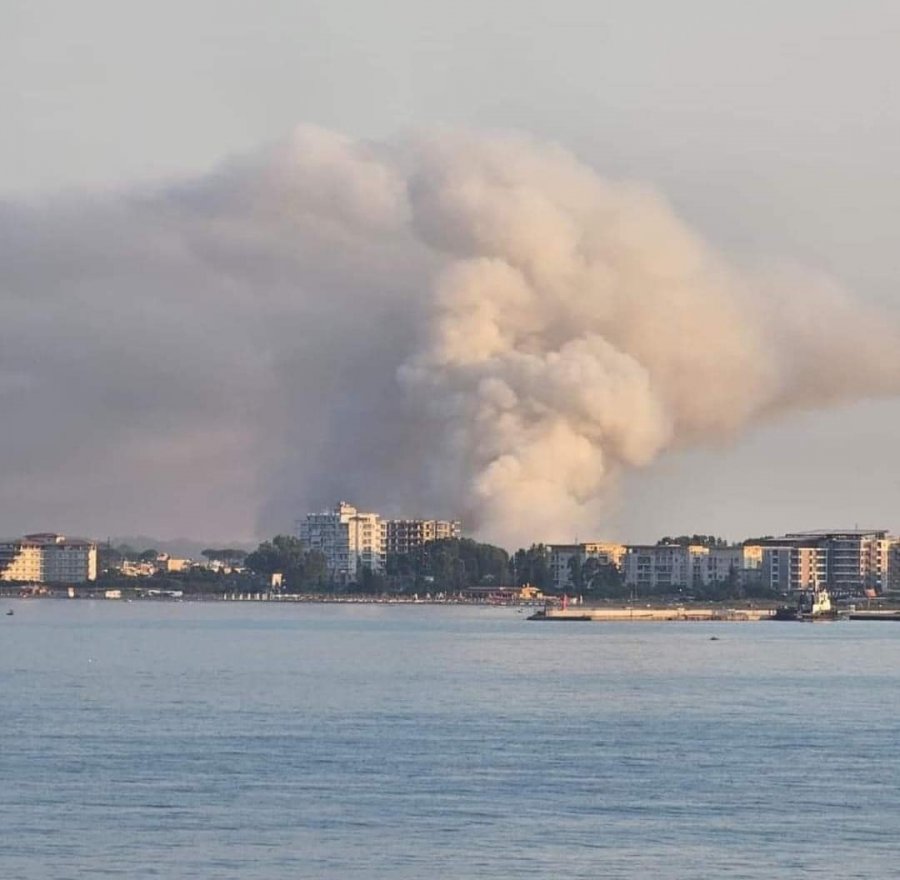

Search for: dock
xmin=848 ymin=611 xmax=900 ymax=621
xmin=528 ymin=606 xmax=774 ymax=622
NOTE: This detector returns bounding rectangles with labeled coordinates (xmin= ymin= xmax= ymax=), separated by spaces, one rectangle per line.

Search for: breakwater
xmin=529 ymin=606 xmax=775 ymax=622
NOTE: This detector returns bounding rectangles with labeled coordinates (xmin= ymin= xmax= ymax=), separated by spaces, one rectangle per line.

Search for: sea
xmin=2 ymin=600 xmax=899 ymax=879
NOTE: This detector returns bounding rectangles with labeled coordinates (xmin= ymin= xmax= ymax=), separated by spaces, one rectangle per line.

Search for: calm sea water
xmin=2 ymin=600 xmax=899 ymax=879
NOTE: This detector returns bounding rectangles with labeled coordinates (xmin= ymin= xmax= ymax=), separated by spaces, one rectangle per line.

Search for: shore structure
xmin=848 ymin=610 xmax=900 ymax=621
xmin=528 ymin=605 xmax=775 ymax=622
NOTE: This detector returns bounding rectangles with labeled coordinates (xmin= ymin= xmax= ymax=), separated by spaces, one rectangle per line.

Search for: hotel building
xmin=0 ymin=533 xmax=98 ymax=583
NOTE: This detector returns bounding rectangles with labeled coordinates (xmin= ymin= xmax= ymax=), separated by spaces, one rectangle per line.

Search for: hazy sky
xmin=3 ymin=1 xmax=900 ymax=545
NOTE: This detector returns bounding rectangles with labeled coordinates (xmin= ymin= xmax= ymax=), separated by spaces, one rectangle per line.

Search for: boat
xmin=773 ymin=587 xmax=839 ymax=621
xmin=5 ymin=609 xmax=13 ymax=616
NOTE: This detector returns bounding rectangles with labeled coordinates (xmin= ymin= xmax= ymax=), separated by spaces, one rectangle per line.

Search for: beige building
xmin=0 ymin=541 xmax=42 ymax=581
xmin=157 ymin=554 xmax=192 ymax=573
xmin=384 ymin=518 xmax=461 ymax=556
xmin=0 ymin=533 xmax=97 ymax=583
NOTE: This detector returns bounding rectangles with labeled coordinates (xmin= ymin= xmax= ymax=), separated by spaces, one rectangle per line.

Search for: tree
xmin=657 ymin=535 xmax=728 ymax=548
xmin=385 ymin=538 xmax=509 ymax=592
xmin=358 ymin=565 xmax=387 ymax=594
xmin=512 ymin=544 xmax=552 ymax=590
xmin=583 ymin=557 xmax=626 ymax=598
xmin=567 ymin=554 xmax=584 ymax=591
xmin=245 ymin=535 xmax=326 ymax=591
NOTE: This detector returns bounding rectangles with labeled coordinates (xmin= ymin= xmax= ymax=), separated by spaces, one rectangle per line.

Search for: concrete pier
xmin=530 ymin=606 xmax=775 ymax=622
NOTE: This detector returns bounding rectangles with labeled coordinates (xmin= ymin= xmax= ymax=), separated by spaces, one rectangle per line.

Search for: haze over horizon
xmin=3 ymin=1 xmax=900 ymax=547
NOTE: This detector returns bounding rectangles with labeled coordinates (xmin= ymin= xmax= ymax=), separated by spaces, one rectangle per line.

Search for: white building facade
xmin=622 ymin=544 xmax=763 ymax=592
xmin=622 ymin=544 xmax=709 ymax=592
xmin=298 ymin=502 xmax=385 ymax=582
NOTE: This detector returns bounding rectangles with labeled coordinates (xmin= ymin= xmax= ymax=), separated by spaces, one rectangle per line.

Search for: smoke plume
xmin=1 ymin=126 xmax=898 ymax=546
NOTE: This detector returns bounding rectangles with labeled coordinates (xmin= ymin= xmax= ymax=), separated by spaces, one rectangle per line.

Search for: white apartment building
xmin=621 ymin=543 xmax=763 ymax=592
xmin=298 ymin=502 xmax=385 ymax=582
xmin=623 ymin=544 xmax=710 ymax=592
xmin=0 ymin=533 xmax=97 ymax=583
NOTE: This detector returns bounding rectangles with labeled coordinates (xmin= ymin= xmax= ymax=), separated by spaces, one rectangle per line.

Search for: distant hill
xmin=107 ymin=535 xmax=257 ymax=559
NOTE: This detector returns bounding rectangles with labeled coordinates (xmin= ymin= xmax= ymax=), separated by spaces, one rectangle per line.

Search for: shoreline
xmin=4 ymin=590 xmax=897 ymax=620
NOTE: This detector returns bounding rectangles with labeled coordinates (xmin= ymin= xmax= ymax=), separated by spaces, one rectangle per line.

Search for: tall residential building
xmin=0 ymin=533 xmax=97 ymax=583
xmin=384 ymin=519 xmax=461 ymax=557
xmin=758 ymin=530 xmax=890 ymax=594
xmin=297 ymin=502 xmax=385 ymax=582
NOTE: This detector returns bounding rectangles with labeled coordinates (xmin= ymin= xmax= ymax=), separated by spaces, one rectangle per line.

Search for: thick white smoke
xmin=2 ymin=126 xmax=899 ymax=546
xmin=396 ymin=131 xmax=900 ymax=544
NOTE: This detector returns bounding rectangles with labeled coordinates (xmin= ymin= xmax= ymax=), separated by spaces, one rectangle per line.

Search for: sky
xmin=2 ymin=0 xmax=900 ymax=547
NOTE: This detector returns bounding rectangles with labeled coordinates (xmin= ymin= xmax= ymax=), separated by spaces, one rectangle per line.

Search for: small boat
xmin=773 ymin=587 xmax=839 ymax=621
xmin=5 ymin=609 xmax=13 ymax=616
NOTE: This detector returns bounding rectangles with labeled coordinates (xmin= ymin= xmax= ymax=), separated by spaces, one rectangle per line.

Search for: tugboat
xmin=773 ymin=586 xmax=838 ymax=621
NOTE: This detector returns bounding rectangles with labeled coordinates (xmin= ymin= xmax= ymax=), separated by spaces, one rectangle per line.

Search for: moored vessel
xmin=772 ymin=587 xmax=838 ymax=621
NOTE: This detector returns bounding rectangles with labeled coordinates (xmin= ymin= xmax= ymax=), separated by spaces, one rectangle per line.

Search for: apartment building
xmin=548 ymin=542 xmax=626 ymax=591
xmin=622 ymin=544 xmax=710 ymax=592
xmin=621 ymin=543 xmax=763 ymax=592
xmin=698 ymin=545 xmax=764 ymax=587
xmin=297 ymin=502 xmax=385 ymax=582
xmin=384 ymin=518 xmax=461 ymax=556
xmin=758 ymin=530 xmax=890 ymax=594
xmin=0 ymin=533 xmax=97 ymax=583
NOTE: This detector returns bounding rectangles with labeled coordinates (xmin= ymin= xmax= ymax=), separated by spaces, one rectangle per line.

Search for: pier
xmin=529 ymin=606 xmax=775 ymax=622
